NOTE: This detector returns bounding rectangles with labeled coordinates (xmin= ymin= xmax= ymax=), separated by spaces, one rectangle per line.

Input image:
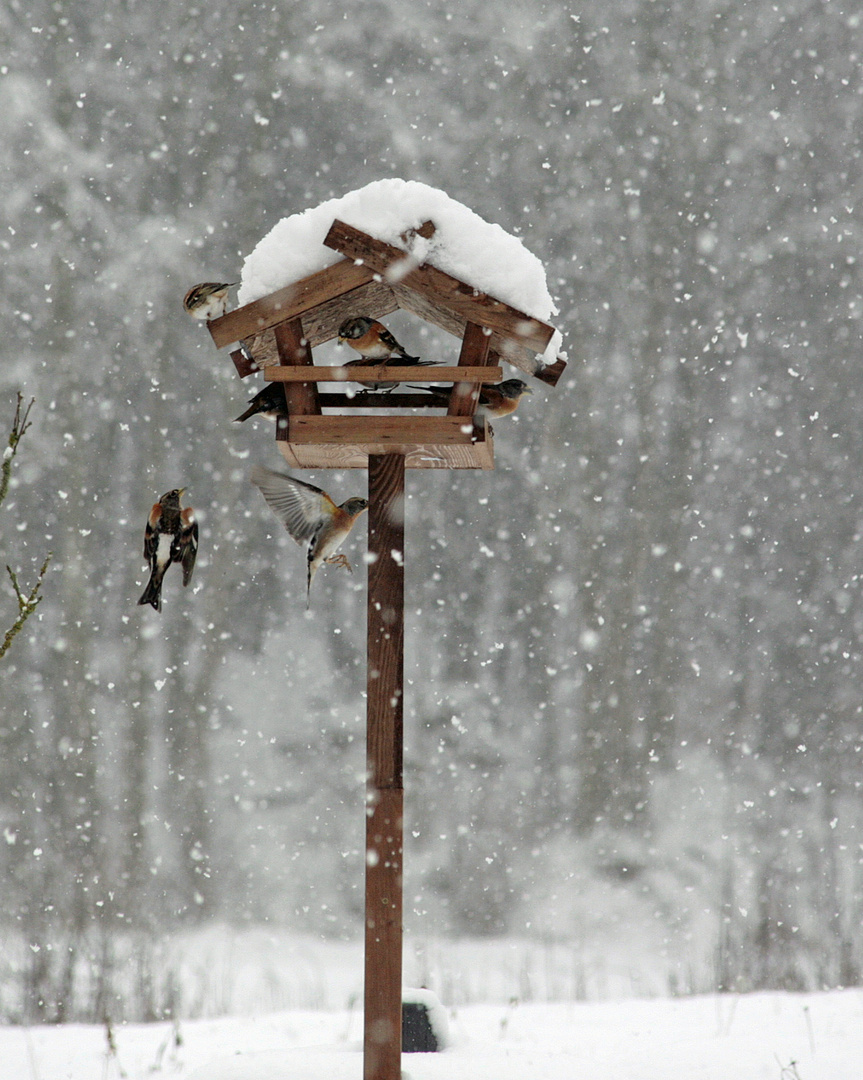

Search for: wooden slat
xmin=301 ymin=278 xmax=398 ymax=347
xmin=207 ymin=258 xmax=376 ymax=348
xmin=391 ymin=283 xmax=538 ymax=375
xmin=316 ymin=393 xmax=443 ymax=409
xmin=236 ymin=278 xmax=399 ymax=370
xmin=275 ymin=434 xmax=494 ymax=470
xmin=324 ymin=219 xmax=555 ymax=354
xmin=534 ymin=356 xmax=567 ymax=387
xmin=263 ymin=365 xmax=502 ymax=384
xmin=274 ymin=319 xmax=319 ymax=419
xmin=288 ymin=415 xmax=481 ymax=445
xmin=230 ymin=347 xmax=258 ymax=379
xmin=447 ymin=321 xmax=492 ymax=418
xmin=391 ymin=286 xmax=539 ymax=371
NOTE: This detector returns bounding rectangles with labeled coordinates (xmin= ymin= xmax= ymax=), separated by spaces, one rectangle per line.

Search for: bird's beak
xmin=177 ymin=487 xmax=187 ymax=496
xmin=524 ymin=386 xmax=534 ymax=394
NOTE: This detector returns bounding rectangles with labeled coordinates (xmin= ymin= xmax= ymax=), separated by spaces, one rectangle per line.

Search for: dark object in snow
xmin=401 ymin=989 xmax=448 ymax=1052
xmin=402 ymin=1000 xmax=440 ymax=1053
xmin=138 ymin=489 xmax=198 ymax=612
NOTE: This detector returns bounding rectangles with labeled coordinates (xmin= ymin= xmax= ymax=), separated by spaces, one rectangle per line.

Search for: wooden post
xmin=365 ymin=453 xmax=405 ymax=1080
xmin=447 ymin=320 xmax=493 ymax=422
xmin=274 ymin=317 xmax=320 ymax=439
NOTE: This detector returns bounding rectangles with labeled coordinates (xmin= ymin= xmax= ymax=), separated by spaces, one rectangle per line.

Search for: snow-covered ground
xmin=10 ymin=989 xmax=863 ymax=1080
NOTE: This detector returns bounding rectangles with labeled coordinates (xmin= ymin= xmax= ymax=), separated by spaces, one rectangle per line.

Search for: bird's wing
xmin=178 ymin=510 xmax=199 ymax=587
xmin=143 ymin=504 xmax=161 ymax=560
xmin=250 ymin=465 xmax=337 ymax=546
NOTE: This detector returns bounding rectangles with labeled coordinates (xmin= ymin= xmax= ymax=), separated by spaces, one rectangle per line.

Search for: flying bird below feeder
xmin=249 ymin=464 xmax=368 ymax=607
xmin=138 ymin=488 xmax=198 ymax=612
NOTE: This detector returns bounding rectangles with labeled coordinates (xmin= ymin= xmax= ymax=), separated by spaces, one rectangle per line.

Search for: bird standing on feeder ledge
xmin=233 ymin=383 xmax=289 ymax=425
xmin=410 ymin=377 xmax=534 ymax=420
xmin=250 ymin=464 xmax=369 ymax=607
xmin=337 ymin=316 xmax=435 ymax=390
xmin=338 ymin=316 xmax=419 ymax=361
xmin=138 ymin=488 xmax=198 ymax=612
xmin=183 ymin=282 xmax=236 ymax=321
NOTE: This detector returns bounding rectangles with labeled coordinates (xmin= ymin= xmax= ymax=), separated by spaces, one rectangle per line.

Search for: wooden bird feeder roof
xmin=208 ymin=218 xmax=565 ymax=470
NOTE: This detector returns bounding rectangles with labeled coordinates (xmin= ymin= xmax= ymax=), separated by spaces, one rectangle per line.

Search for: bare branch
xmin=0 ymin=553 xmax=52 ymax=660
xmin=0 ymin=392 xmax=36 ymax=508
xmin=1 ymin=393 xmax=50 ymax=660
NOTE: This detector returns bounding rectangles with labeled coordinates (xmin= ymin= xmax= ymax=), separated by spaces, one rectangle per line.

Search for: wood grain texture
xmin=287 ymin=415 xmax=481 ymax=445
xmin=324 ymin=219 xmax=555 ymax=353
xmin=365 ymin=454 xmax=405 ymax=1080
xmin=230 ymin=347 xmax=258 ymax=379
xmin=391 ymin=283 xmax=539 ymax=375
xmin=364 ymin=787 xmax=404 ymax=1080
xmin=274 ymin=319 xmax=320 ymax=419
xmin=276 ymin=437 xmax=494 ymax=470
xmin=238 ymin=279 xmax=400 ymax=368
xmin=534 ymin=355 xmax=568 ymax=386
xmin=367 ymin=453 xmax=404 ymax=790
xmin=262 ymin=365 xmax=502 ymax=384
xmin=447 ymin=321 xmax=492 ymax=418
xmin=315 ymin=393 xmax=445 ymax=409
xmin=207 ymin=258 xmax=376 ymax=347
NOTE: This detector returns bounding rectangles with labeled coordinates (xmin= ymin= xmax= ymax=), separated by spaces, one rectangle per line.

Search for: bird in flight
xmin=250 ymin=465 xmax=368 ymax=606
xmin=138 ymin=488 xmax=198 ymax=611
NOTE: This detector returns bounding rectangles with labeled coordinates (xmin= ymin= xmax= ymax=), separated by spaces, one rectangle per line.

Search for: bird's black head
xmin=338 ymin=316 xmax=373 ymax=341
xmin=340 ymin=497 xmax=369 ymax=518
xmin=498 ymin=379 xmax=533 ymax=398
xmin=159 ymin=488 xmax=186 ymax=507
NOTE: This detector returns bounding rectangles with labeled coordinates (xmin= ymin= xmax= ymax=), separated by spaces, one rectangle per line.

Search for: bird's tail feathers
xmin=138 ymin=573 xmax=163 ymax=612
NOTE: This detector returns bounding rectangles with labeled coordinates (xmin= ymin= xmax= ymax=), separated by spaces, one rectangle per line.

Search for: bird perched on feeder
xmin=249 ymin=464 xmax=368 ymax=607
xmin=138 ymin=488 xmax=198 ymax=612
xmin=337 ymin=316 xmax=434 ymax=390
xmin=183 ymin=281 xmax=236 ymax=321
xmin=233 ymin=383 xmax=289 ymax=425
xmin=409 ymin=377 xmax=534 ymax=420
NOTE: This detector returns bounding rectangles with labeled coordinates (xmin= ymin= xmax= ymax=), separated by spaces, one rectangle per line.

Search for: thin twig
xmin=0 ymin=554 xmax=51 ymax=660
xmin=0 ymin=392 xmax=35 ymax=507
xmin=1 ymin=394 xmax=51 ymax=661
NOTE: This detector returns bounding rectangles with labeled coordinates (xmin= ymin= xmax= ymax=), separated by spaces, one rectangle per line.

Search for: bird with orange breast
xmin=250 ymin=464 xmax=368 ymax=607
xmin=138 ymin=488 xmax=198 ymax=611
xmin=337 ymin=316 xmax=435 ymax=390
xmin=410 ymin=377 xmax=534 ymax=421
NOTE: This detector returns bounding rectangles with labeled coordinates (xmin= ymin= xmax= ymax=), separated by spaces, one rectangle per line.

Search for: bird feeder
xmin=207 ymin=218 xmax=564 ymax=469
xmin=206 ymin=205 xmax=564 ymax=1080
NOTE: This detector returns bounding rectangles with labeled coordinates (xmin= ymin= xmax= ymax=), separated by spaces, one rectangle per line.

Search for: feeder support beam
xmin=364 ymin=453 xmax=405 ymax=1080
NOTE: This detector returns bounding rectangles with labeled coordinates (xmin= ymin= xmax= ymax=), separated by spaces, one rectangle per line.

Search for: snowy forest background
xmin=3 ymin=0 xmax=863 ymax=1025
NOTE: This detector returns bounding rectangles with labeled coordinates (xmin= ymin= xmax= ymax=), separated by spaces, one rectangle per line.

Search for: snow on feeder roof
xmin=237 ymin=178 xmax=562 ymax=364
